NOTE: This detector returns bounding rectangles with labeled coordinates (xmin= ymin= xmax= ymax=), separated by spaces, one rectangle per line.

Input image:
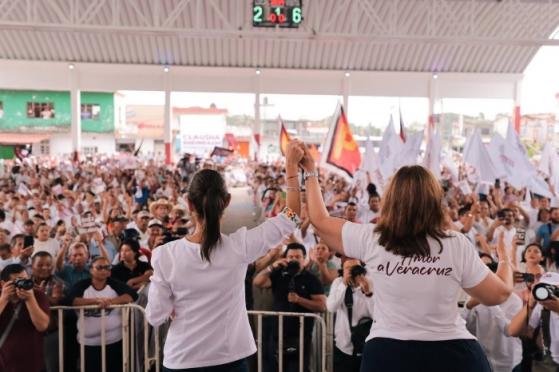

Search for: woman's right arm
xmin=300 ymin=149 xmax=347 ymax=256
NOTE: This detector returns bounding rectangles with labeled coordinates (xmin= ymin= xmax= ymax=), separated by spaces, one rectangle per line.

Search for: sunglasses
xmin=94 ymin=265 xmax=111 ymax=271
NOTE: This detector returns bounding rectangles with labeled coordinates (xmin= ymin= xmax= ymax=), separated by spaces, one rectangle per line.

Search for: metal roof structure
xmin=0 ymin=0 xmax=558 ymax=74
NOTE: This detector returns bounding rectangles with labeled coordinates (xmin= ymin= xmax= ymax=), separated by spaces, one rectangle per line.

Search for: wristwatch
xmin=303 ymin=170 xmax=319 ymax=181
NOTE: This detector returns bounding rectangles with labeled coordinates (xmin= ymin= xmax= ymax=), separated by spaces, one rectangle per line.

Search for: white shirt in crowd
xmin=358 ymin=208 xmax=377 ymax=225
xmin=146 ymin=214 xmax=296 ymax=370
xmin=529 ymin=303 xmax=559 ymax=364
xmin=79 ymin=285 xmax=123 ymax=346
xmin=33 ymin=238 xmax=60 ymax=258
xmin=327 ymin=277 xmax=374 ymax=355
xmin=342 ymin=223 xmax=490 ymax=342
xmin=462 ymin=293 xmax=523 ymax=372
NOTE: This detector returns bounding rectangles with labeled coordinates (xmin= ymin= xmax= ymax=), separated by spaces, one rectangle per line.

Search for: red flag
xmin=399 ymin=108 xmax=406 ymax=143
xmin=325 ymin=106 xmax=361 ymax=178
xmin=279 ymin=119 xmax=291 ymax=156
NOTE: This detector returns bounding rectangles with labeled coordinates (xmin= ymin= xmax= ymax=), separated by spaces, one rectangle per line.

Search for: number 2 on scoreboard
xmin=253 ymin=6 xmax=263 ymax=23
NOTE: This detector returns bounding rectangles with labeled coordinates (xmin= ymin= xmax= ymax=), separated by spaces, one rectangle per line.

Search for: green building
xmin=0 ymin=90 xmax=118 ymax=158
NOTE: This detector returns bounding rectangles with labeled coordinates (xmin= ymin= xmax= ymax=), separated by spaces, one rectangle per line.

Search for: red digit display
xmin=253 ymin=0 xmax=303 ymax=28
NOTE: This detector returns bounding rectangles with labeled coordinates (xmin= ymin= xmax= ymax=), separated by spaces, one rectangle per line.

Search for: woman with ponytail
xmin=146 ymin=141 xmax=305 ymax=372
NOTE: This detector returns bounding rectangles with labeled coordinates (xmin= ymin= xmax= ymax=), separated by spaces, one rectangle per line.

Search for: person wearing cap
xmin=145 ymin=219 xmax=165 ymax=252
xmin=127 ymin=211 xmax=150 ymax=245
xmin=509 ymin=272 xmax=559 ymax=370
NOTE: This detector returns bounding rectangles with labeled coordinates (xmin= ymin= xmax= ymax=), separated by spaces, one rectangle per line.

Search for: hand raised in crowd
xmin=285 ymin=140 xmax=305 ymax=168
xmin=299 ymin=145 xmax=316 ymax=172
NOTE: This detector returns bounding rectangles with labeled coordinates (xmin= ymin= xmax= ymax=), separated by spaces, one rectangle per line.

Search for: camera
xmin=532 ymin=283 xmax=559 ymax=301
xmin=282 ymin=260 xmax=300 ymax=277
xmin=350 ymin=264 xmax=367 ymax=278
xmin=13 ymin=278 xmax=34 ymax=291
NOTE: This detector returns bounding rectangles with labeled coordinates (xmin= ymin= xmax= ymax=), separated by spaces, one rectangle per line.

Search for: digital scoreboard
xmin=253 ymin=0 xmax=303 ymax=28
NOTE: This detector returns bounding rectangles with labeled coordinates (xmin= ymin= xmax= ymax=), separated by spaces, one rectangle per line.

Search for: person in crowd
xmin=0 ymin=263 xmax=50 ymax=372
xmin=33 ymin=222 xmax=61 ymax=258
xmin=146 ymin=141 xmax=304 ymax=371
xmin=127 ymin=210 xmax=150 ymax=245
xmin=343 ymin=202 xmax=360 ymax=223
xmin=462 ymin=248 xmax=523 ymax=372
xmin=300 ymin=144 xmax=513 ymax=372
xmin=31 ymin=251 xmax=64 ymax=372
xmin=56 ymin=242 xmax=96 ymax=288
xmin=307 ymin=242 xmax=338 ymax=295
xmin=0 ymin=243 xmax=19 ymax=271
xmin=111 ymin=239 xmax=152 ymax=290
xmin=509 ymin=272 xmax=559 ymax=370
xmin=146 ymin=219 xmax=165 ymax=252
xmin=102 ymin=216 xmax=127 ymax=261
xmin=536 ymin=207 xmax=559 ymax=256
xmin=358 ymin=192 xmax=380 ymax=224
xmin=327 ymin=259 xmax=373 ymax=372
xmin=253 ymin=242 xmax=326 ymax=372
xmin=66 ymin=256 xmax=138 ymax=372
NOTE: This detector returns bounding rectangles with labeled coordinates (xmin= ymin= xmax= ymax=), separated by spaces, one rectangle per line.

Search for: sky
xmin=120 ymin=45 xmax=559 ymax=129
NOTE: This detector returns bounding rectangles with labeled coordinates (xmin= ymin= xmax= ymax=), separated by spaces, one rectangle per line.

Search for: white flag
xmin=487 ymin=133 xmax=507 ymax=179
xmin=361 ymin=137 xmax=384 ymax=193
xmin=378 ymin=115 xmax=404 ymax=179
xmin=396 ymin=131 xmax=423 ymax=168
xmin=423 ymin=125 xmax=441 ymax=178
xmin=463 ymin=129 xmax=499 ymax=183
xmin=538 ymin=142 xmax=556 ymax=177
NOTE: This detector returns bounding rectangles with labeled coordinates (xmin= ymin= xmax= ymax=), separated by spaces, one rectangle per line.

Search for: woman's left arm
xmin=145 ymin=253 xmax=174 ymax=326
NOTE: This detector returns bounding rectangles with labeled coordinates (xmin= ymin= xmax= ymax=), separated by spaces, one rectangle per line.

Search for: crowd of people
xmin=1 ymin=145 xmax=559 ymax=371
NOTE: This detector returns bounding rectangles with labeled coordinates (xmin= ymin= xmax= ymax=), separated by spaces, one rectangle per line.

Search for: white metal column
xmin=164 ymin=71 xmax=173 ymax=164
xmin=343 ymin=72 xmax=350 ymax=115
xmin=70 ymin=66 xmax=81 ymax=161
xmin=254 ymin=71 xmax=262 ymax=161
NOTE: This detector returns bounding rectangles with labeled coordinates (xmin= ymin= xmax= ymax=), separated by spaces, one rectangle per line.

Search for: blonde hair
xmin=374 ymin=165 xmax=447 ymax=257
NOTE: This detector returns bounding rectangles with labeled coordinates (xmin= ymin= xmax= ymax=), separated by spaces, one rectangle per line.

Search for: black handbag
xmin=344 ymin=286 xmax=373 ymax=357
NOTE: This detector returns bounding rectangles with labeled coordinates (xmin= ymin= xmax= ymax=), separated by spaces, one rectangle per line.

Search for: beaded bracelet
xmin=281 ymin=206 xmax=302 ymax=228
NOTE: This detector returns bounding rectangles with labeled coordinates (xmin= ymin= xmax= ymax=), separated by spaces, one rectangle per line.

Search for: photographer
xmin=0 ymin=263 xmax=50 ymax=372
xmin=253 ymin=242 xmax=326 ymax=372
xmin=509 ymin=272 xmax=559 ymax=371
xmin=327 ymin=259 xmax=373 ymax=372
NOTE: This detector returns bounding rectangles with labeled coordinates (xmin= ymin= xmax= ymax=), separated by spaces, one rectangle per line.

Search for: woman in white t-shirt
xmin=299 ymin=151 xmax=514 ymax=372
xmin=146 ymin=141 xmax=304 ymax=371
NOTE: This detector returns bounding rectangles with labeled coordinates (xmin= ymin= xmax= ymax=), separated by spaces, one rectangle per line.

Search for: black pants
xmin=360 ymin=338 xmax=491 ymax=372
xmin=334 ymin=346 xmax=361 ymax=372
xmin=84 ymin=341 xmax=123 ymax=372
xmin=162 ymin=358 xmax=248 ymax=372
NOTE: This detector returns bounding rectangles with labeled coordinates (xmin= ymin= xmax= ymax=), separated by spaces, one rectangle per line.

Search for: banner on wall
xmin=179 ymin=114 xmax=226 ymax=157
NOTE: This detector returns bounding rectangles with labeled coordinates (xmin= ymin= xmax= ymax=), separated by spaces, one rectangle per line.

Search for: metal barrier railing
xmin=51 ymin=304 xmax=160 ymax=372
xmin=248 ymin=310 xmax=327 ymax=372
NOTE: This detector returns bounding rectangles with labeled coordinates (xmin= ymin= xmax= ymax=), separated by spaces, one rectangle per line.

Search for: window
xmin=27 ymin=102 xmax=55 ymax=119
xmin=82 ymin=146 xmax=98 ymax=155
xmin=39 ymin=140 xmax=50 ymax=155
xmin=81 ymin=104 xmax=101 ymax=120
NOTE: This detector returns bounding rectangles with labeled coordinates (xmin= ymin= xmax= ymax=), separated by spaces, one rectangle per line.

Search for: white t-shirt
xmin=146 ymin=214 xmax=296 ymax=369
xmin=342 ymin=223 xmax=490 ymax=341
xmin=33 ymin=238 xmax=60 ymax=259
xmin=462 ymin=293 xmax=523 ymax=372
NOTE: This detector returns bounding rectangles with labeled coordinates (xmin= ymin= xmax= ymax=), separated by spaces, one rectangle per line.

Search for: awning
xmin=0 ymin=133 xmax=50 ymax=145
